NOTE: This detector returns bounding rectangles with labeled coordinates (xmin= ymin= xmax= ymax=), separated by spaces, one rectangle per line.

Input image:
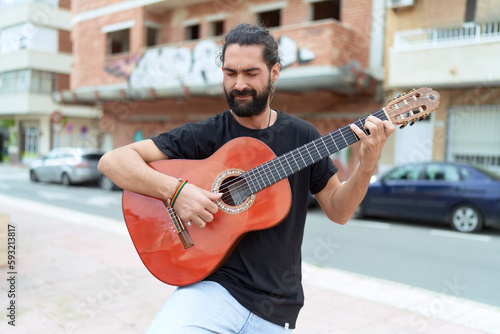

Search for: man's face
xmin=222 ymin=44 xmax=275 ymax=117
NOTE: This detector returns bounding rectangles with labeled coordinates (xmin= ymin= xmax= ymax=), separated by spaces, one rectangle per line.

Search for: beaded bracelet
xmin=170 ymin=179 xmax=188 ymax=207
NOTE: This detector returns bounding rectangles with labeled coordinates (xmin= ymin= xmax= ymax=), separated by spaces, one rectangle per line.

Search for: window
xmin=311 ymin=0 xmax=340 ymax=21
xmin=257 ymin=10 xmax=281 ymax=28
xmin=448 ymin=106 xmax=500 ymax=172
xmin=0 ymin=70 xmax=30 ymax=95
xmin=45 ymin=149 xmax=62 ymax=160
xmin=465 ymin=0 xmax=476 ymax=22
xmin=82 ymin=153 xmax=104 ymax=161
xmin=146 ymin=27 xmax=159 ymax=47
xmin=0 ymin=0 xmax=59 ymax=8
xmin=211 ymin=20 xmax=224 ymax=36
xmin=107 ymin=29 xmax=130 ymax=55
xmin=0 ymin=70 xmax=56 ymax=95
xmin=0 ymin=23 xmax=59 ymax=55
xmin=384 ymin=164 xmax=424 ymax=181
xmin=186 ymin=24 xmax=200 ymax=40
xmin=424 ymin=164 xmax=460 ymax=182
xmin=31 ymin=70 xmax=56 ymax=94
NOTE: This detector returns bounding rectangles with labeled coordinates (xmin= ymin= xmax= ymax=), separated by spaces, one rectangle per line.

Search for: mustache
xmin=230 ymin=88 xmax=257 ymax=97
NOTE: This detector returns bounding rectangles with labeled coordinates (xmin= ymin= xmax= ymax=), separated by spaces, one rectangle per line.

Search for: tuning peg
xmin=386 ymin=93 xmax=403 ymax=105
xmin=399 ymin=124 xmax=406 ymax=129
xmin=409 ymin=120 xmax=416 ymax=126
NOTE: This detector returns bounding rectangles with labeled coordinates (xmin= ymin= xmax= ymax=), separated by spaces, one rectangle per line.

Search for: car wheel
xmin=449 ymin=204 xmax=483 ymax=233
xmin=30 ymin=170 xmax=39 ymax=182
xmin=100 ymin=175 xmax=115 ymax=191
xmin=61 ymin=173 xmax=71 ymax=186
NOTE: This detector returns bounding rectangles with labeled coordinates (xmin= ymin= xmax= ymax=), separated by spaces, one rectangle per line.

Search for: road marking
xmin=85 ymin=196 xmax=121 ymax=208
xmin=36 ymin=190 xmax=121 ymax=208
xmin=0 ymin=174 xmax=27 ymax=180
xmin=37 ymin=190 xmax=71 ymax=200
xmin=430 ymin=229 xmax=491 ymax=242
xmin=349 ymin=220 xmax=391 ymax=230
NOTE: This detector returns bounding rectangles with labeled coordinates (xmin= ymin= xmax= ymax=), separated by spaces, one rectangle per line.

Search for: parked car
xmin=354 ymin=162 xmax=500 ymax=233
xmin=308 ymin=192 xmax=319 ymax=208
xmin=29 ymin=147 xmax=104 ymax=186
xmin=99 ymin=174 xmax=121 ymax=191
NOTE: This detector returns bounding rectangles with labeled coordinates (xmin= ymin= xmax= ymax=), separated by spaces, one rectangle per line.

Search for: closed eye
xmin=223 ymin=67 xmax=261 ymax=77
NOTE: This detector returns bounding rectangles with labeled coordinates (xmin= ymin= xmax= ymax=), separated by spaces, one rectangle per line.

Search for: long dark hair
xmin=218 ymin=24 xmax=282 ymax=70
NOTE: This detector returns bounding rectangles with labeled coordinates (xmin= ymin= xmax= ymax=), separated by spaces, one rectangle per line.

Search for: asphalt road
xmin=1 ymin=164 xmax=499 ymax=308
xmin=0 ymin=165 xmax=124 ymax=221
xmin=303 ymin=207 xmax=500 ymax=308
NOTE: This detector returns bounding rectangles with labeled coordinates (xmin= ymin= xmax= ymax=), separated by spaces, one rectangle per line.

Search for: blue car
xmin=354 ymin=162 xmax=500 ymax=233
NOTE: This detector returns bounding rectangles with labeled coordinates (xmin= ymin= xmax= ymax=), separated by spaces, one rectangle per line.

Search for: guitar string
xmin=223 ymin=111 xmax=383 ymax=198
xmin=221 ymin=96 xmax=428 ymax=201
xmin=250 ymin=102 xmax=416 ymax=188
xmin=242 ymin=117 xmax=369 ymax=191
xmin=220 ymin=123 xmax=359 ymax=203
xmin=219 ymin=110 xmax=386 ymax=203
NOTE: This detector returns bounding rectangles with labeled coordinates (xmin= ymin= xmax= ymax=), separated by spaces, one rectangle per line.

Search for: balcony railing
xmin=393 ymin=21 xmax=500 ymax=50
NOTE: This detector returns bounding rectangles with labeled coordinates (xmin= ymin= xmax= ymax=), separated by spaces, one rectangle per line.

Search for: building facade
xmin=0 ymin=0 xmax=101 ymax=164
xmin=57 ymin=0 xmax=390 ymax=180
xmin=384 ymin=0 xmax=500 ymax=173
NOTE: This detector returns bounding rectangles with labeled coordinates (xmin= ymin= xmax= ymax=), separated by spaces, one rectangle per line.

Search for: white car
xmin=29 ymin=147 xmax=104 ymax=186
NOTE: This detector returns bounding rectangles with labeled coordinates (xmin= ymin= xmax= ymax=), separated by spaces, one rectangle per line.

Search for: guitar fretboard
xmin=237 ymin=109 xmax=388 ymax=197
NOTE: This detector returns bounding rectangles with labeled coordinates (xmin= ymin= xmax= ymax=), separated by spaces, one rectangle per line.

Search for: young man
xmin=99 ymin=24 xmax=395 ymax=332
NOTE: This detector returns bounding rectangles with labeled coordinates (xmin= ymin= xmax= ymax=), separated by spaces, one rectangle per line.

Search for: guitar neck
xmin=242 ymin=109 xmax=388 ymax=195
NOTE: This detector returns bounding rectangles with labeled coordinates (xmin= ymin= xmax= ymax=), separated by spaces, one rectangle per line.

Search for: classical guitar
xmin=122 ymin=87 xmax=440 ymax=286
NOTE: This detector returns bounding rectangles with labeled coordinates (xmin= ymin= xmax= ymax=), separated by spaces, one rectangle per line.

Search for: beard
xmin=224 ymin=81 xmax=272 ymax=118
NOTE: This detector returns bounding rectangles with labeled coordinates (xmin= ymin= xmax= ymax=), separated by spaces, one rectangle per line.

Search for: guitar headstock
xmin=383 ymin=87 xmax=440 ymax=129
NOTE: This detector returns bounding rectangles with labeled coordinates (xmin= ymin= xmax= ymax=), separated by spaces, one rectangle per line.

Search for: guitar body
xmin=122 ymin=137 xmax=292 ymax=286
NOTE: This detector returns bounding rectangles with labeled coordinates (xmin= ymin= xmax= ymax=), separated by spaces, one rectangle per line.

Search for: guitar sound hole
xmin=219 ymin=176 xmax=249 ymax=207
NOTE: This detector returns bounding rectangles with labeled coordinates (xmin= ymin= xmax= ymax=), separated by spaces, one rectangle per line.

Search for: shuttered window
xmin=447 ymin=105 xmax=500 ymax=172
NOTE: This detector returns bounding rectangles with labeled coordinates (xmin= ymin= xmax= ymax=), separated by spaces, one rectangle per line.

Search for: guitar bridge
xmin=163 ymin=201 xmax=194 ymax=250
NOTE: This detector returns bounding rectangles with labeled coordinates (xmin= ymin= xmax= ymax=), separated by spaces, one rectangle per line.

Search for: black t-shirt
xmin=151 ymin=110 xmax=337 ymax=328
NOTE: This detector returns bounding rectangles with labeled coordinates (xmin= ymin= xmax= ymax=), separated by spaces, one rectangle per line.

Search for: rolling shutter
xmin=447 ymin=105 xmax=500 ymax=172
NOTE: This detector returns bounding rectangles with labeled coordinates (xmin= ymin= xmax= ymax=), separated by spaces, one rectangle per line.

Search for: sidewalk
xmin=0 ymin=193 xmax=499 ymax=334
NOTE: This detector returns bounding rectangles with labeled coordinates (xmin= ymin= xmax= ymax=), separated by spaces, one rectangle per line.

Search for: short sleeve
xmin=310 ymin=156 xmax=337 ymax=194
xmin=150 ymin=117 xmax=223 ymax=160
xmin=307 ymin=127 xmax=337 ymax=194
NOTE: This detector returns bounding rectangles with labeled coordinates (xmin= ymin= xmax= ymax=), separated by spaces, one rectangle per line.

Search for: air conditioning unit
xmin=387 ymin=0 xmax=415 ymax=9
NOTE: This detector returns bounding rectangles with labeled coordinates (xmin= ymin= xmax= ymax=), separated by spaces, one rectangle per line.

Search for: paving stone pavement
xmin=0 ymin=193 xmax=499 ymax=334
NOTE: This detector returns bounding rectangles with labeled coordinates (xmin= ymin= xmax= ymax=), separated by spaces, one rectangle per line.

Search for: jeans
xmin=146 ymin=281 xmax=292 ymax=333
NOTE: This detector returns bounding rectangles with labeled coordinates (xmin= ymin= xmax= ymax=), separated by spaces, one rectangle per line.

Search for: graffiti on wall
xmin=105 ymin=36 xmax=316 ymax=88
xmin=105 ymin=53 xmax=142 ymax=78
xmin=128 ymin=39 xmax=222 ymax=88
xmin=278 ymin=35 xmax=316 ymax=67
